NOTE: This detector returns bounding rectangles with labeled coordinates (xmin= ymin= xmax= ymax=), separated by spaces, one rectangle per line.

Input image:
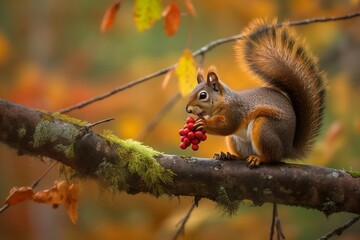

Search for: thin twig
xmin=270 ymin=203 xmax=285 ymax=240
xmin=137 ymin=92 xmax=182 ymax=141
xmin=318 ymin=215 xmax=360 ymax=240
xmin=31 ymin=161 xmax=58 ymax=188
xmin=58 ymin=66 xmax=175 ymax=114
xmin=173 ymin=196 xmax=201 ymax=240
xmin=0 ymin=161 xmax=58 ymax=214
xmin=58 ymin=12 xmax=360 ymax=114
xmin=84 ymin=117 xmax=115 ymax=131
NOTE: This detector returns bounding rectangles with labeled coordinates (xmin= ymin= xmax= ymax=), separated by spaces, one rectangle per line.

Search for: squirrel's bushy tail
xmin=235 ymin=19 xmax=326 ymax=158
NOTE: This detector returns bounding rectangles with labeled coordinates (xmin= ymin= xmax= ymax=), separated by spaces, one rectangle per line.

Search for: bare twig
xmin=318 ymin=215 xmax=360 ymax=240
xmin=270 ymin=203 xmax=285 ymax=240
xmin=137 ymin=92 xmax=181 ymax=141
xmin=173 ymin=196 xmax=201 ymax=240
xmin=0 ymin=161 xmax=58 ymax=214
xmin=58 ymin=66 xmax=175 ymax=114
xmin=57 ymin=12 xmax=360 ymax=114
xmin=84 ymin=117 xmax=115 ymax=131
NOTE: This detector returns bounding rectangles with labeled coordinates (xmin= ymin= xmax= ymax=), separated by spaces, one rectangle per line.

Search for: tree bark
xmin=1 ymin=98 xmax=360 ymax=215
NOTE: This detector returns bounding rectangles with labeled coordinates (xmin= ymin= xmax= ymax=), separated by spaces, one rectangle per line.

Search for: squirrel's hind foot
xmin=246 ymin=155 xmax=266 ymax=168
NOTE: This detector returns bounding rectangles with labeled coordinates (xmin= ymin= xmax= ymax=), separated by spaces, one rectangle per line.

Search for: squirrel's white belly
xmin=231 ymin=120 xmax=261 ymax=157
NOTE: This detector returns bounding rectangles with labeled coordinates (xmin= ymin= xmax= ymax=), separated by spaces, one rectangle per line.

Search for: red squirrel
xmin=186 ymin=19 xmax=326 ymax=168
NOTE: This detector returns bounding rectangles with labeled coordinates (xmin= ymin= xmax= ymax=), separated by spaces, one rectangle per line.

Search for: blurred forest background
xmin=1 ymin=0 xmax=360 ymax=239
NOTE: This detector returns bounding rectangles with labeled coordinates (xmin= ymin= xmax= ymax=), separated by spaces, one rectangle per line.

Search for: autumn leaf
xmin=4 ymin=187 xmax=34 ymax=206
xmin=162 ymin=69 xmax=173 ymax=89
xmin=33 ymin=180 xmax=79 ymax=224
xmin=100 ymin=1 xmax=122 ymax=33
xmin=65 ymin=183 xmax=79 ymax=224
xmin=33 ymin=180 xmax=69 ymax=208
xmin=184 ymin=0 xmax=196 ymax=17
xmin=134 ymin=0 xmax=162 ymax=32
xmin=176 ymin=49 xmax=197 ymax=97
xmin=163 ymin=2 xmax=181 ymax=36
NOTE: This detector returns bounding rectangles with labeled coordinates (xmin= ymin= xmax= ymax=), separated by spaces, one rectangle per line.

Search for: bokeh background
xmin=1 ymin=0 xmax=360 ymax=239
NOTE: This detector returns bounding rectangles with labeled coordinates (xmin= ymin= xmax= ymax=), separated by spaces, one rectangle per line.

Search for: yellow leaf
xmin=134 ymin=0 xmax=162 ymax=32
xmin=176 ymin=49 xmax=197 ymax=96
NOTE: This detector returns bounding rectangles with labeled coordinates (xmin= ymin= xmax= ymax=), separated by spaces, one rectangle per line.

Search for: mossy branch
xmin=1 ymin=98 xmax=360 ymax=215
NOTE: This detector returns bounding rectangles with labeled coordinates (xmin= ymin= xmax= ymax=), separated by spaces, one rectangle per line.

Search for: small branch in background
xmin=270 ymin=203 xmax=285 ymax=240
xmin=173 ymin=196 xmax=201 ymax=240
xmin=84 ymin=117 xmax=115 ymax=132
xmin=58 ymin=66 xmax=175 ymax=114
xmin=137 ymin=92 xmax=181 ymax=141
xmin=319 ymin=215 xmax=360 ymax=240
xmin=57 ymin=12 xmax=360 ymax=114
xmin=0 ymin=161 xmax=58 ymax=214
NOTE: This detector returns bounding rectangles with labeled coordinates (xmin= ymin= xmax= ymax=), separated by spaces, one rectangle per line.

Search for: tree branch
xmin=1 ymin=98 xmax=360 ymax=215
xmin=58 ymin=12 xmax=360 ymax=114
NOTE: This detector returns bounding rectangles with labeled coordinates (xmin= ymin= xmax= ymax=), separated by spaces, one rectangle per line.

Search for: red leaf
xmin=163 ymin=3 xmax=181 ymax=36
xmin=100 ymin=1 xmax=121 ymax=33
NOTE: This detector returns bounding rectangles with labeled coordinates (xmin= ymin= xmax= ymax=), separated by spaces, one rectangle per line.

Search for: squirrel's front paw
xmin=213 ymin=152 xmax=241 ymax=161
xmin=246 ymin=155 xmax=265 ymax=168
xmin=193 ymin=118 xmax=205 ymax=131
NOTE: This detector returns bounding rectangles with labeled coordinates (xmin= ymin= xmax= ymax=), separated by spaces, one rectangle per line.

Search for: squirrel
xmin=185 ymin=19 xmax=326 ymax=168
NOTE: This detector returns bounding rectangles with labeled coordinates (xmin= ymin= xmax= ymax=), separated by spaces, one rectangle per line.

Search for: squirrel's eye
xmin=199 ymin=91 xmax=208 ymax=100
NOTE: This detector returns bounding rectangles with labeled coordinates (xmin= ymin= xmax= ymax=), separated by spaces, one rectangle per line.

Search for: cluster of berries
xmin=179 ymin=117 xmax=207 ymax=151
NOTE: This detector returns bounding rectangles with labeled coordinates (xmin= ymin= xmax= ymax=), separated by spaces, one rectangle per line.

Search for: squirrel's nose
xmin=186 ymin=105 xmax=192 ymax=114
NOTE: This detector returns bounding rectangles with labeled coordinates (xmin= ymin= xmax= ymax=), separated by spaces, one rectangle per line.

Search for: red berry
xmin=187 ymin=123 xmax=194 ymax=130
xmin=183 ymin=128 xmax=190 ymax=136
xmin=187 ymin=131 xmax=195 ymax=139
xmin=181 ymin=136 xmax=186 ymax=142
xmin=195 ymin=131 xmax=203 ymax=138
xmin=192 ymin=138 xmax=200 ymax=145
xmin=183 ymin=137 xmax=191 ymax=146
xmin=201 ymin=134 xmax=207 ymax=141
xmin=179 ymin=129 xmax=185 ymax=136
xmin=180 ymin=142 xmax=187 ymax=149
xmin=186 ymin=117 xmax=195 ymax=124
xmin=191 ymin=144 xmax=199 ymax=151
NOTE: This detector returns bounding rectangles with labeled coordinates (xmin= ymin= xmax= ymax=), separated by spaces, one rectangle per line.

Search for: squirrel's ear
xmin=207 ymin=71 xmax=221 ymax=92
xmin=197 ymin=69 xmax=205 ymax=84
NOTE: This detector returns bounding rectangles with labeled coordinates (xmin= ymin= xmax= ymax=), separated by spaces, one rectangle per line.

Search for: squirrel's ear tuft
xmin=197 ymin=69 xmax=205 ymax=83
xmin=207 ymin=71 xmax=221 ymax=92
xmin=207 ymin=71 xmax=218 ymax=83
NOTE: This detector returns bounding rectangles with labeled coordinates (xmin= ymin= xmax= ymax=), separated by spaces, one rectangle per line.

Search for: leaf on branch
xmin=100 ymin=1 xmax=122 ymax=33
xmin=184 ymin=0 xmax=196 ymax=17
xmin=163 ymin=2 xmax=181 ymax=36
xmin=65 ymin=183 xmax=79 ymax=225
xmin=162 ymin=69 xmax=173 ymax=89
xmin=134 ymin=0 xmax=162 ymax=32
xmin=176 ymin=49 xmax=197 ymax=97
xmin=33 ymin=180 xmax=79 ymax=224
xmin=4 ymin=187 xmax=35 ymax=206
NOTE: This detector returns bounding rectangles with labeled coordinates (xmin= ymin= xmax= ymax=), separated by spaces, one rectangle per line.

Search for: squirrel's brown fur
xmin=186 ymin=19 xmax=326 ymax=168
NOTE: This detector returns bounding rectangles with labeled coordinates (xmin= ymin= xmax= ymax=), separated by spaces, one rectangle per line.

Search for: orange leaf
xmin=184 ymin=0 xmax=196 ymax=17
xmin=176 ymin=49 xmax=197 ymax=96
xmin=4 ymin=187 xmax=34 ymax=206
xmin=162 ymin=69 xmax=173 ymax=89
xmin=33 ymin=180 xmax=69 ymax=207
xmin=163 ymin=3 xmax=181 ymax=36
xmin=65 ymin=183 xmax=79 ymax=225
xmin=100 ymin=1 xmax=121 ymax=33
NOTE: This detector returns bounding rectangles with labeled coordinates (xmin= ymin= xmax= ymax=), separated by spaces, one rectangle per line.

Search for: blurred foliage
xmin=0 ymin=0 xmax=360 ymax=239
